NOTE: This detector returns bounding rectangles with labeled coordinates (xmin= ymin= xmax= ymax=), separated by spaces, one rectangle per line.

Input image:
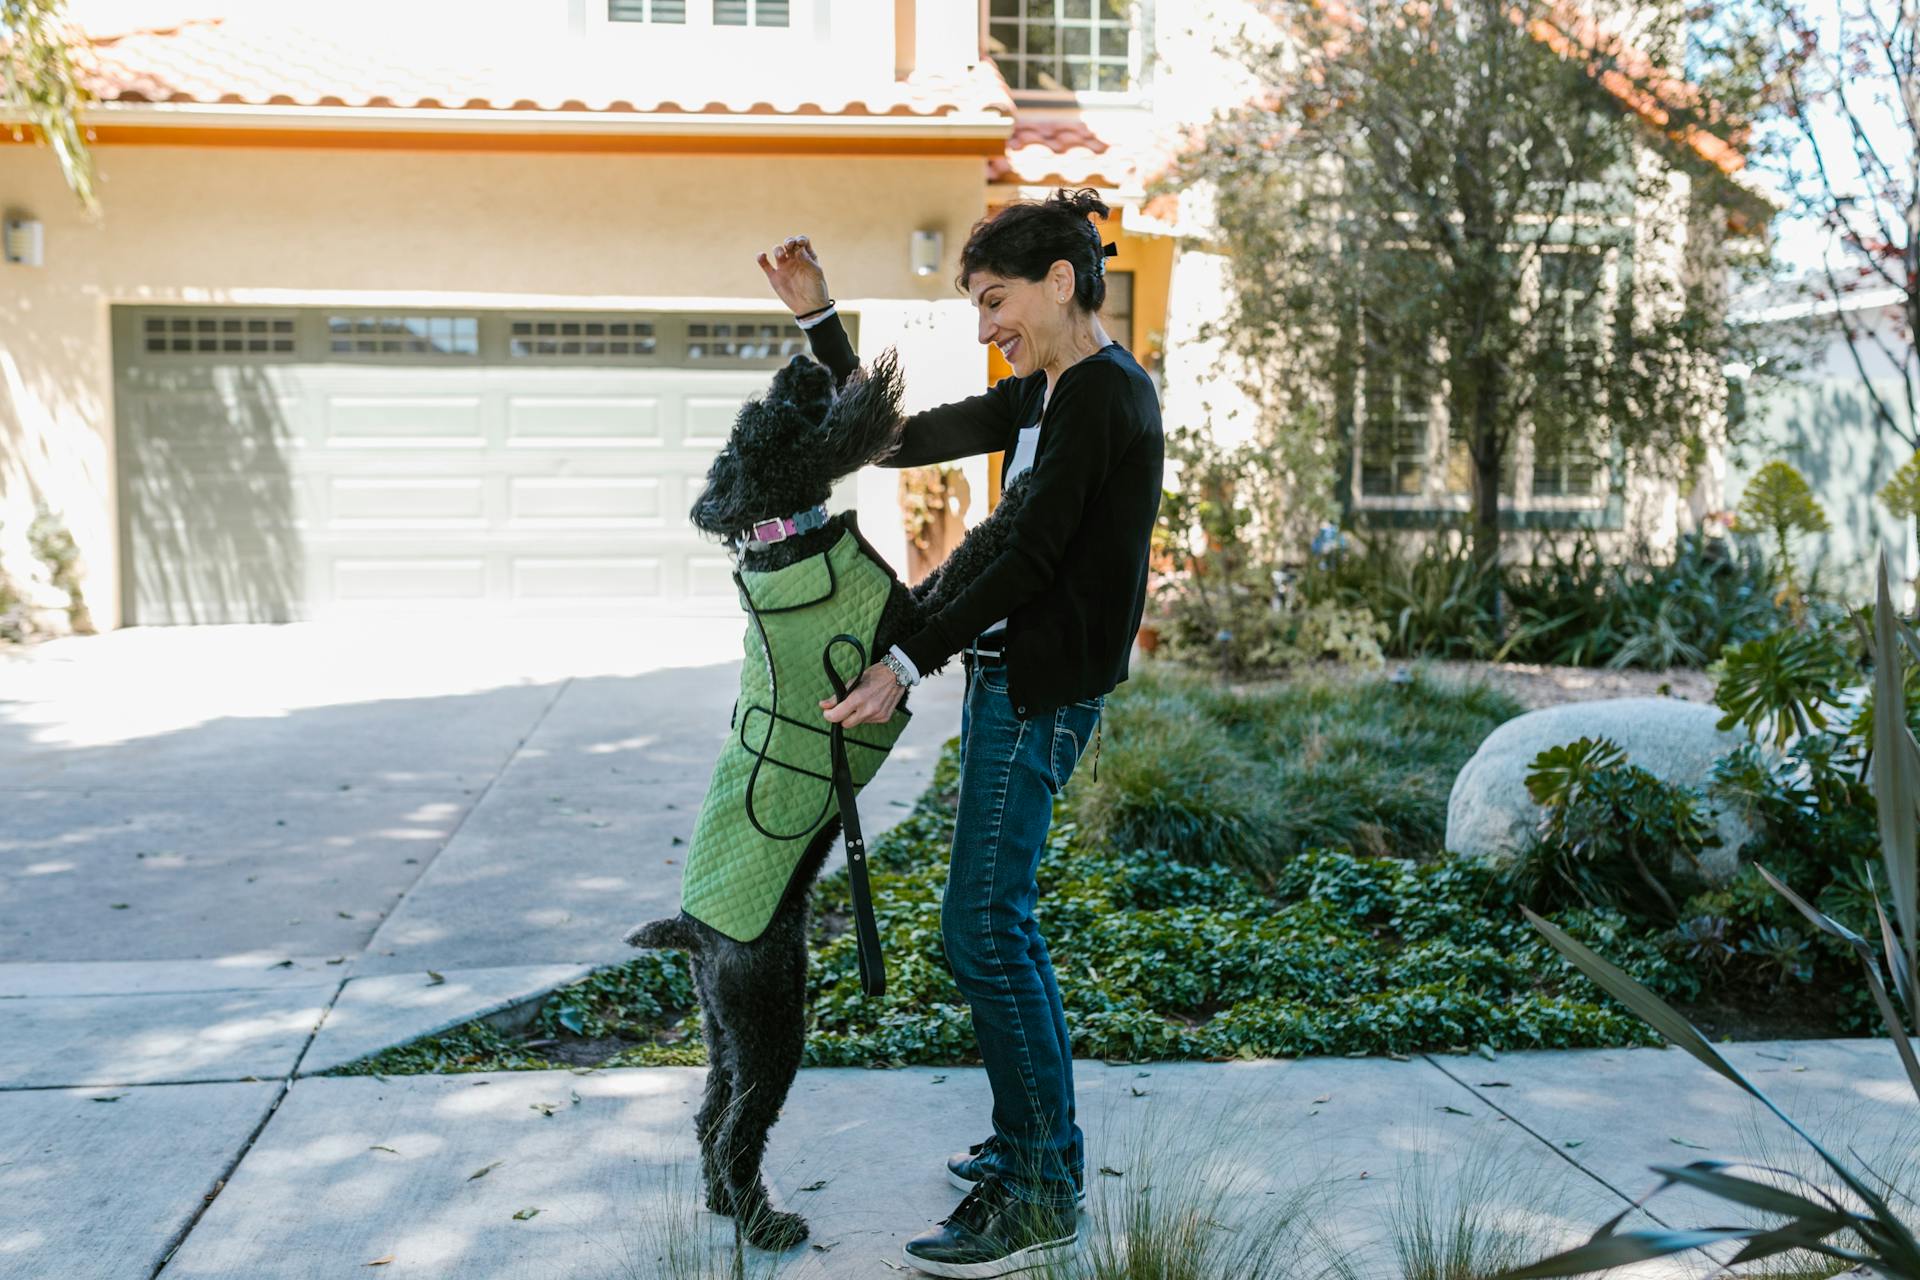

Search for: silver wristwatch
xmin=880 ymin=651 xmax=915 ymax=688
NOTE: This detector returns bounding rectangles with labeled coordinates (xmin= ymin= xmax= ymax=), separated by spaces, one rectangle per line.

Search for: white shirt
xmin=978 ymin=420 xmax=1042 ymax=637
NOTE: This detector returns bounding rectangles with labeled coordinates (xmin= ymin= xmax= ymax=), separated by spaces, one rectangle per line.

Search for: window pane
xmin=1024 ymin=0 xmax=1055 ymax=15
xmin=1063 ymin=0 xmax=1091 ymax=15
xmin=1097 ymin=21 xmax=1129 ymax=55
xmin=756 ymin=0 xmax=789 ymax=25
xmin=715 ymin=0 xmax=747 ymax=23
xmin=991 ymin=0 xmax=1021 ymax=12
xmin=1361 ymin=364 xmax=1432 ymax=497
xmin=1063 ymin=25 xmax=1090 ymax=55
xmin=1100 ymin=0 xmax=1129 ymax=18
xmin=1062 ymin=60 xmax=1093 ymax=90
xmin=1026 ymin=22 xmax=1055 ymax=54
xmin=987 ymin=21 xmax=1018 ymax=53
xmin=652 ymin=0 xmax=685 ymax=19
xmin=1031 ymin=61 xmax=1068 ymax=91
xmin=1095 ymin=62 xmax=1129 ymax=90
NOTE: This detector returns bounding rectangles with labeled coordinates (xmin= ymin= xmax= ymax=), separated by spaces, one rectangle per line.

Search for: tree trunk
xmin=1472 ymin=439 xmax=1501 ymax=572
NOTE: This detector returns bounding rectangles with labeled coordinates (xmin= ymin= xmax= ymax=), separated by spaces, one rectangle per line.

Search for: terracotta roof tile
xmin=985 ymin=110 xmax=1177 ymax=190
xmin=63 ymin=15 xmax=1015 ymax=120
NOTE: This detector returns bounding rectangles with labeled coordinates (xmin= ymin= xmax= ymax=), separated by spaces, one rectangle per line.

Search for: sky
xmin=1739 ymin=0 xmax=1914 ymax=282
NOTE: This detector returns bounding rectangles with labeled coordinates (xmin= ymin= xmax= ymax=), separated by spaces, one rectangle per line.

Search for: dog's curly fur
xmin=623 ymin=349 xmax=1031 ymax=1250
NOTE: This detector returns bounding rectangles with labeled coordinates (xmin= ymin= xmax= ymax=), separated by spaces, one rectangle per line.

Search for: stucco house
xmin=1727 ymin=279 xmax=1918 ymax=596
xmin=0 ymin=0 xmax=1201 ymax=631
xmin=0 ymin=0 xmax=1777 ymax=633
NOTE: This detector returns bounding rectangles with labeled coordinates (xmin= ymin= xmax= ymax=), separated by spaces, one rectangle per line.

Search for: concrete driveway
xmin=0 ymin=620 xmax=964 ymax=1079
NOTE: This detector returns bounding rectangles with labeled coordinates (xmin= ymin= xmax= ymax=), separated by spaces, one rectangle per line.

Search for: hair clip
xmin=1102 ymin=242 xmax=1119 ymax=258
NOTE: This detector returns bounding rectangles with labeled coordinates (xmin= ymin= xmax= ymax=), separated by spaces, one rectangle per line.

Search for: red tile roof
xmin=62 ymin=14 xmax=1015 ymax=120
xmin=988 ymin=116 xmax=1133 ymax=187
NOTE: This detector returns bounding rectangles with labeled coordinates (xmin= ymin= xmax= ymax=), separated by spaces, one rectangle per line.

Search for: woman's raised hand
xmin=756 ymin=235 xmax=830 ymax=317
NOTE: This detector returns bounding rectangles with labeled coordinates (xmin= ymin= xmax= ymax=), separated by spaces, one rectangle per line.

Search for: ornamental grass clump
xmin=1072 ymin=664 xmax=1520 ymax=881
xmin=1504 ymin=552 xmax=1920 ymax=1279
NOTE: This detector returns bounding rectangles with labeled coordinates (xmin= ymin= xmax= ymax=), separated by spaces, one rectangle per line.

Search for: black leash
xmin=823 ymin=634 xmax=887 ymax=997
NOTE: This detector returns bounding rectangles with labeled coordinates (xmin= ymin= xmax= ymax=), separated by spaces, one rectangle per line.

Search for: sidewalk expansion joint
xmin=149 ymin=680 xmax=575 ymax=1277
xmin=149 ymin=973 xmax=353 ymax=1278
xmin=1421 ymin=1052 xmax=1674 ymax=1229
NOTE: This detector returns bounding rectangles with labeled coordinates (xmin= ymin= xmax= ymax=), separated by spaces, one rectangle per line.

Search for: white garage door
xmin=113 ymin=306 xmax=854 ymax=624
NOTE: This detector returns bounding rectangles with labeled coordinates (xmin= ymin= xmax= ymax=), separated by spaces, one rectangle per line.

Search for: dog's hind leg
xmin=708 ymin=927 xmax=810 ymax=1250
xmin=689 ymin=957 xmax=738 ymax=1217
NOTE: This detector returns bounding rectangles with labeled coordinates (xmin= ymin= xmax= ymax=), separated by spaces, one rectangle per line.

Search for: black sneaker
xmin=946 ymin=1135 xmax=1086 ymax=1207
xmin=903 ymin=1175 xmax=1079 ymax=1278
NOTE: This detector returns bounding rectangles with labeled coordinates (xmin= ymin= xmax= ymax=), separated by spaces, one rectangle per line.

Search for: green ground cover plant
xmin=338 ymin=632 xmax=1892 ymax=1079
xmin=336 ymin=667 xmax=1674 ymax=1077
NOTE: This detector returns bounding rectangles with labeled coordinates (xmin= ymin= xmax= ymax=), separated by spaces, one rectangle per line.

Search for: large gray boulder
xmin=1446 ymin=697 xmax=1756 ymax=882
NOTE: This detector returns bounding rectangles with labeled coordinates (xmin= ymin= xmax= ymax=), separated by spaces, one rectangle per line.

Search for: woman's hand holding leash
xmin=821 ymin=661 xmax=906 ymax=728
xmin=757 ymin=235 xmax=830 ymax=317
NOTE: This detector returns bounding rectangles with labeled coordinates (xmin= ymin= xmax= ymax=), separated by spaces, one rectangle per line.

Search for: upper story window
xmin=609 ymin=0 xmax=687 ymax=20
xmin=610 ymin=0 xmax=788 ymax=24
xmin=987 ymin=0 xmax=1136 ymax=95
xmin=715 ymin=0 xmax=788 ymax=24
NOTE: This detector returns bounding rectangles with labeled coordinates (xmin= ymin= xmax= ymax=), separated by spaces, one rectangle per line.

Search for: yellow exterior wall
xmin=0 ymin=144 xmax=990 ymax=629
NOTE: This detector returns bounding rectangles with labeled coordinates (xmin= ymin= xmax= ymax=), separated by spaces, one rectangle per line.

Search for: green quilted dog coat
xmin=680 ymin=520 xmax=912 ymax=943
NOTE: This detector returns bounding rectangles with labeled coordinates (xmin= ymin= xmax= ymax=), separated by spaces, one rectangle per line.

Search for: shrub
xmin=1515 ymin=735 xmax=1718 ymax=921
xmin=1289 ymin=525 xmax=1794 ymax=670
xmin=1510 ymin=554 xmax=1920 ymax=1277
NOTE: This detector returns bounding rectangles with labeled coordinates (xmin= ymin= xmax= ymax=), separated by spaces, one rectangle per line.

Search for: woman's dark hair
xmin=955 ymin=186 xmax=1111 ymax=313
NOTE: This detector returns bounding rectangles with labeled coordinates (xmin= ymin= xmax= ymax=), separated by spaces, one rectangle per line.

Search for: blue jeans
xmin=945 ymin=650 xmax=1103 ymax=1209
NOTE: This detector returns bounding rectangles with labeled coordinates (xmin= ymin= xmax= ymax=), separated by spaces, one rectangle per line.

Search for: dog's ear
xmin=813 ymin=347 xmax=906 ymax=477
xmin=768 ymin=352 xmax=834 ymax=427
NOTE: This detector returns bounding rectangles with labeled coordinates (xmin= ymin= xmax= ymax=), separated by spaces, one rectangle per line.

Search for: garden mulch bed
xmin=1417 ymin=659 xmax=1718 ymax=711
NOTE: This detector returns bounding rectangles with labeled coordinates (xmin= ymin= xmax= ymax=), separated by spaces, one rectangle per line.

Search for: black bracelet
xmin=793 ymin=298 xmax=835 ymax=322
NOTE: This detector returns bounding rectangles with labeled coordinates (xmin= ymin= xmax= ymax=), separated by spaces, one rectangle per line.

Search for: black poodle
xmin=623 ymin=348 xmax=1031 ymax=1249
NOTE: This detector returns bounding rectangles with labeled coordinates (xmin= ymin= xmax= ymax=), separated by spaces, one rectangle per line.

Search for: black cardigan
xmin=803 ymin=310 xmax=1165 ymax=721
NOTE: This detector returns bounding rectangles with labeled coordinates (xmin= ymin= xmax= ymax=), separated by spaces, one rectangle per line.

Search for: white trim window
xmin=1526 ymin=247 xmax=1614 ymax=501
xmin=1350 ymin=244 xmax=1619 ymax=515
xmin=608 ymin=0 xmax=687 ymax=21
xmin=986 ymin=0 xmax=1140 ymax=96
xmin=606 ymin=0 xmax=791 ymax=27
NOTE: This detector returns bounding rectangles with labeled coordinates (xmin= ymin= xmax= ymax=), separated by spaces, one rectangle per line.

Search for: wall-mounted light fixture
xmin=3 ymin=216 xmax=43 ymax=267
xmin=910 ymin=229 xmax=943 ymax=278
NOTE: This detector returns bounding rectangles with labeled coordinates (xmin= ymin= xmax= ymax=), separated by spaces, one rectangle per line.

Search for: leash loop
xmin=823 ymin=633 xmax=887 ymax=997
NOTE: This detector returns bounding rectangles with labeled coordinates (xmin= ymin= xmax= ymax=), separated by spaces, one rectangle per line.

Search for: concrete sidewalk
xmin=4 ymin=627 xmax=1912 ymax=1278
xmin=7 ymin=1040 xmax=1911 ymax=1279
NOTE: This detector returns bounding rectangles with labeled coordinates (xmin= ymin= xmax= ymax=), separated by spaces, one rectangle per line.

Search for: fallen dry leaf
xmin=364 ymin=1255 xmax=395 ymax=1267
xmin=468 ymin=1161 xmax=504 ymax=1181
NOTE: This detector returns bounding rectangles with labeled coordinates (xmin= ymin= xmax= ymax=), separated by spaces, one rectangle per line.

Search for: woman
xmin=756 ymin=187 xmax=1164 ymax=1278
